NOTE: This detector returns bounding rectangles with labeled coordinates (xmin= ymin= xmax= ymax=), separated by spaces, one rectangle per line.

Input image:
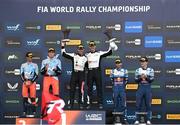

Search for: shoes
xmin=147 ymin=120 xmax=151 ymax=125
xmin=67 ymin=104 xmax=73 ymax=109
xmin=99 ymin=104 xmax=103 ymax=109
xmin=124 ymin=119 xmax=129 ymax=124
xmin=26 ymin=114 xmax=35 ymax=118
xmin=134 ymin=120 xmax=139 ymax=124
xmin=86 ymin=105 xmax=91 ymax=109
xmin=23 ymin=112 xmax=26 ymax=117
xmin=79 ymin=104 xmax=84 ymax=109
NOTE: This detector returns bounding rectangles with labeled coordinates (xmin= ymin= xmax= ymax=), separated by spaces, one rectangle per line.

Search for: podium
xmin=16 ymin=110 xmax=105 ymax=125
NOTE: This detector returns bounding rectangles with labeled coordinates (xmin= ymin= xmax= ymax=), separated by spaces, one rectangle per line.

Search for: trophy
xmin=104 ymin=29 xmax=118 ymax=51
xmin=61 ymin=29 xmax=70 ymax=47
xmin=62 ymin=29 xmax=71 ymax=42
xmin=104 ymin=29 xmax=113 ymax=40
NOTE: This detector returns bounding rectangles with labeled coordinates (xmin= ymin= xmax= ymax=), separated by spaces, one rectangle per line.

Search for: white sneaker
xmin=134 ymin=120 xmax=139 ymax=124
xmin=114 ymin=123 xmax=122 ymax=125
xmin=147 ymin=120 xmax=151 ymax=124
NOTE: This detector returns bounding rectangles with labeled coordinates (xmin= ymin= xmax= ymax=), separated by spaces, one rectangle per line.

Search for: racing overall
xmin=110 ymin=68 xmax=128 ymax=119
xmin=61 ymin=47 xmax=87 ymax=108
xmin=20 ymin=62 xmax=38 ymax=115
xmin=135 ymin=67 xmax=154 ymax=121
xmin=41 ymin=55 xmax=62 ymax=116
xmin=41 ymin=55 xmax=62 ymax=96
xmin=86 ymin=47 xmax=112 ymax=106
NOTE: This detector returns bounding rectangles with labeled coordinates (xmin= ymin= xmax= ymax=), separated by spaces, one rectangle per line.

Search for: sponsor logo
xmin=93 ymin=85 xmax=96 ymax=91
xmin=66 ymin=25 xmax=81 ymax=30
xmin=165 ymin=83 xmax=180 ymax=90
xmin=105 ymin=38 xmax=121 ymax=44
xmin=2 ymin=52 xmax=22 ymax=63
xmin=127 ymin=115 xmax=136 ymax=120
xmin=26 ymin=38 xmax=40 ymax=46
xmin=5 ymin=68 xmax=20 ymax=75
xmin=45 ymin=39 xmax=60 ymax=47
xmin=152 ymin=114 xmax=162 ymax=119
xmin=152 ymin=99 xmax=162 ymax=105
xmin=106 ymin=55 xmax=120 ymax=59
xmin=127 ymin=70 xmax=136 ymax=74
xmin=106 ymin=24 xmax=121 ymax=31
xmin=7 ymin=82 xmax=18 ymax=92
xmin=127 ymin=113 xmax=162 ymax=120
xmin=3 ymin=53 xmax=22 ymax=63
xmin=31 ymin=52 xmax=41 ymax=61
xmin=106 ymin=100 xmax=114 ymax=105
xmin=105 ymin=69 xmax=112 ymax=75
xmin=47 ymin=99 xmax=65 ymax=114
xmin=36 ymin=84 xmax=40 ymax=90
xmin=165 ymin=51 xmax=180 ymax=62
xmin=153 ymin=68 xmax=162 ymax=77
xmin=4 ymin=112 xmax=19 ymax=119
xmin=125 ymin=52 xmax=162 ymax=61
xmin=5 ymin=100 xmax=20 ymax=104
xmin=85 ymin=24 xmax=102 ymax=31
xmin=125 ymin=21 xmax=143 ymax=33
xmin=85 ymin=113 xmax=103 ymax=121
xmin=167 ymin=100 xmax=180 ymax=104
xmin=8 ymin=54 xmax=18 ymax=60
xmin=4 ymin=37 xmax=21 ymax=47
xmin=151 ymin=84 xmax=161 ymax=89
xmin=126 ymin=84 xmax=138 ymax=90
xmin=166 ymin=68 xmax=180 ymax=75
xmin=146 ymin=54 xmax=162 ymax=60
xmin=66 ymin=70 xmax=72 ymax=75
xmin=165 ymin=22 xmax=180 ymax=31
xmin=166 ymin=114 xmax=180 ymax=120
xmin=105 ymin=85 xmax=113 ymax=89
xmin=25 ymin=23 xmax=41 ymax=32
xmin=66 ymin=40 xmax=81 ymax=46
xmin=86 ymin=40 xmax=100 ymax=45
xmin=146 ymin=23 xmax=162 ymax=32
xmin=126 ymin=100 xmax=136 ymax=104
xmin=5 ymin=23 xmax=21 ymax=32
xmin=45 ymin=24 xmax=61 ymax=31
xmin=144 ymin=36 xmax=163 ymax=48
xmin=125 ymin=38 xmax=141 ymax=46
xmin=126 ymin=99 xmax=161 ymax=105
xmin=125 ymin=53 xmax=141 ymax=60
xmin=165 ymin=37 xmax=180 ymax=47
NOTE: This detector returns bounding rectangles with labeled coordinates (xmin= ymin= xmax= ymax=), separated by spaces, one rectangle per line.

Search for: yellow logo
xmin=152 ymin=99 xmax=161 ymax=104
xmin=46 ymin=25 xmax=61 ymax=31
xmin=105 ymin=69 xmax=112 ymax=75
xmin=166 ymin=114 xmax=180 ymax=120
xmin=66 ymin=40 xmax=81 ymax=46
xmin=126 ymin=84 xmax=138 ymax=90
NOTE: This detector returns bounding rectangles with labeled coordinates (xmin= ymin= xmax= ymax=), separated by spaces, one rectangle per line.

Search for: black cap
xmin=48 ymin=48 xmax=55 ymax=52
xmin=26 ymin=52 xmax=33 ymax=58
xmin=88 ymin=41 xmax=96 ymax=46
xmin=115 ymin=59 xmax=122 ymax=64
xmin=78 ymin=44 xmax=84 ymax=50
xmin=140 ymin=57 xmax=148 ymax=62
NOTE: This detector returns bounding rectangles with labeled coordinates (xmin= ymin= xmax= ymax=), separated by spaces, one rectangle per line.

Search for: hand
xmin=141 ymin=74 xmax=147 ymax=81
xmin=45 ymin=64 xmax=49 ymax=70
xmin=53 ymin=67 xmax=57 ymax=71
xmin=61 ymin=41 xmax=65 ymax=47
xmin=25 ymin=80 xmax=31 ymax=86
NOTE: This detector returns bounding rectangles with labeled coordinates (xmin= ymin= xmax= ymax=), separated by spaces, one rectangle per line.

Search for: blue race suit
xmin=135 ymin=67 xmax=154 ymax=121
xmin=110 ymin=68 xmax=128 ymax=119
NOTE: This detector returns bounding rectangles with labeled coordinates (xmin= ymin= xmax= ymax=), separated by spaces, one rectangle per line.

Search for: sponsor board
xmin=45 ymin=24 xmax=61 ymax=31
xmin=125 ymin=21 xmax=143 ymax=33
